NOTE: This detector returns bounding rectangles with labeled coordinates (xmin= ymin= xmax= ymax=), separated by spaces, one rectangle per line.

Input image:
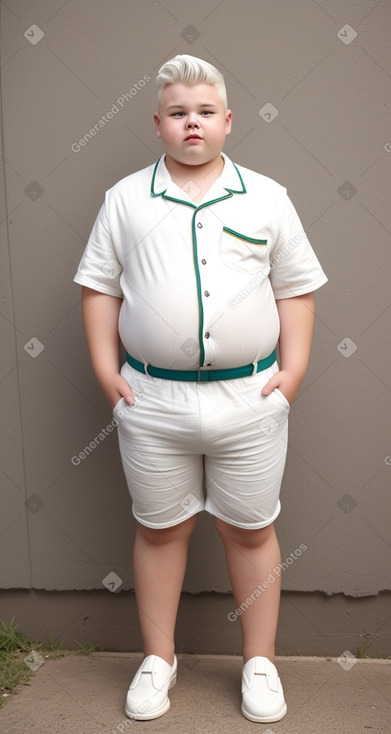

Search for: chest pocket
xmin=220 ymin=226 xmax=269 ymax=274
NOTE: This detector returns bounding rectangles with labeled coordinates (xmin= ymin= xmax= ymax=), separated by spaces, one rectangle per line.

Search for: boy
xmin=74 ymin=54 xmax=327 ymax=723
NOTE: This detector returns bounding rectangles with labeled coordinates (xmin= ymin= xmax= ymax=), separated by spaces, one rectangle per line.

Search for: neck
xmin=164 ymin=154 xmax=224 ymax=186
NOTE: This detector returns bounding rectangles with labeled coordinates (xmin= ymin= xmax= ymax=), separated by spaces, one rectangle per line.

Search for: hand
xmin=261 ymin=370 xmax=301 ymax=406
xmin=102 ymin=374 xmax=135 ymax=411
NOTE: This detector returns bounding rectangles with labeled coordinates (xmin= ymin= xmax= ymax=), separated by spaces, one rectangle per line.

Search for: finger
xmin=261 ymin=377 xmax=279 ymax=396
xmin=119 ymin=379 xmax=135 ymax=405
xmin=123 ymin=391 xmax=135 ymax=405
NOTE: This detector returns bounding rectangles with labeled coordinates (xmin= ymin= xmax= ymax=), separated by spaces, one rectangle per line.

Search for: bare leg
xmin=214 ymin=518 xmax=281 ymax=663
xmin=133 ymin=514 xmax=197 ymax=666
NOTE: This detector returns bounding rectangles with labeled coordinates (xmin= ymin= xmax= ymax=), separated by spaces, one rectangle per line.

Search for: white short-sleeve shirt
xmin=74 ymin=154 xmax=327 ymax=370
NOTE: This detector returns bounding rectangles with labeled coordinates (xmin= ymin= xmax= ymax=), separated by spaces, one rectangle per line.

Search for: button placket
xmin=198 ymin=215 xmax=214 ymax=364
xmin=194 ymin=208 xmax=218 ymax=367
xmin=203 ymin=329 xmax=217 ymax=366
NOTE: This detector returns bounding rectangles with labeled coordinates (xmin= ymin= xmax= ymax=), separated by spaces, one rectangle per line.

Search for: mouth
xmin=184 ymin=134 xmax=202 ymax=141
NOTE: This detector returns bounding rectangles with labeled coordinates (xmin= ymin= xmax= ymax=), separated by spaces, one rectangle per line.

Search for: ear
xmin=153 ymin=112 xmax=161 ymax=138
xmin=225 ymin=109 xmax=232 ymax=135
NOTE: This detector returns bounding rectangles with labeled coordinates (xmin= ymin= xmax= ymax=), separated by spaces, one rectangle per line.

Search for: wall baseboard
xmin=0 ymin=589 xmax=389 ymax=657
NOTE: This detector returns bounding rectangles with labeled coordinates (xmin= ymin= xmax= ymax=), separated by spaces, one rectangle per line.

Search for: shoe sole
xmin=125 ymin=672 xmax=177 ymax=721
xmin=241 ymin=701 xmax=287 ymax=723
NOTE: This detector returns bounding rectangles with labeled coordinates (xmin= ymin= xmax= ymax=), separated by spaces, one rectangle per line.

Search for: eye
xmin=201 ymin=110 xmax=214 ymax=116
xmin=171 ymin=112 xmax=185 ymax=117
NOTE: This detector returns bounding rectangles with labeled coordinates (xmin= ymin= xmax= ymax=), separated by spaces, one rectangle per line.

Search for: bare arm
xmin=81 ymin=286 xmax=134 ymax=409
xmin=261 ymin=292 xmax=315 ymax=405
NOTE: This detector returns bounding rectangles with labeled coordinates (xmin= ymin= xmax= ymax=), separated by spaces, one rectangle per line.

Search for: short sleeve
xmin=269 ymin=192 xmax=327 ymax=299
xmin=73 ymin=201 xmax=123 ymax=297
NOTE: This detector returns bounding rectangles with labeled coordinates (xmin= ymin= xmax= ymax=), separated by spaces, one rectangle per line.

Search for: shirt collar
xmin=151 ymin=152 xmax=246 ymax=205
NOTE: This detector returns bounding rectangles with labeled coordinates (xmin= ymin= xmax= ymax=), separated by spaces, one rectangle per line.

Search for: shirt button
xmin=204 ymin=290 xmax=210 ymax=297
xmin=197 ymin=222 xmax=203 ymax=229
xmin=201 ymin=259 xmax=207 ymax=265
xmin=205 ymin=332 xmax=210 ymax=339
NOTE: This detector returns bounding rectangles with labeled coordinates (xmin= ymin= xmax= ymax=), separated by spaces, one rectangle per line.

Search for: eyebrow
xmin=167 ymin=103 xmax=217 ymax=110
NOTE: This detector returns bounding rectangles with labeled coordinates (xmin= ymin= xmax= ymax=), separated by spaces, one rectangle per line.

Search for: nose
xmin=186 ymin=113 xmax=200 ymax=128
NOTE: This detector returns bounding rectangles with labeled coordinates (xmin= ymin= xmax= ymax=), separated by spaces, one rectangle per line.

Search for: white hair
xmin=156 ymin=54 xmax=228 ymax=108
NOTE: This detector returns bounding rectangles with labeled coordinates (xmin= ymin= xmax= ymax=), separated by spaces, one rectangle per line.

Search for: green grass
xmin=0 ymin=617 xmax=31 ymax=654
xmin=0 ymin=618 xmax=37 ymax=708
xmin=356 ymin=636 xmax=372 ymax=659
xmin=0 ymin=617 xmax=99 ymax=709
xmin=74 ymin=641 xmax=101 ymax=655
xmin=0 ymin=650 xmax=34 ymax=705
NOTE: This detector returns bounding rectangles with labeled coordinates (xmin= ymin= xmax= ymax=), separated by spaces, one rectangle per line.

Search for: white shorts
xmin=114 ymin=361 xmax=289 ymax=530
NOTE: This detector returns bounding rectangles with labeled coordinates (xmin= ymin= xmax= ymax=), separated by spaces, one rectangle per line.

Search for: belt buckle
xmin=197 ymin=369 xmax=209 ymax=382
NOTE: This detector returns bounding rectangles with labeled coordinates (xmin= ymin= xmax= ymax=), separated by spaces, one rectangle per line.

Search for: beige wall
xmin=1 ymin=0 xmax=390 ymax=651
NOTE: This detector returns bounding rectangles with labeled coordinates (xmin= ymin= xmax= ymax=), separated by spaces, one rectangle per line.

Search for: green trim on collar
xmin=150 ymin=157 xmax=247 ymax=206
xmin=150 ymin=159 xmax=196 ymax=207
xmin=162 ymin=194 xmax=197 ymax=207
xmin=150 ymin=158 xmax=165 ymax=197
xmin=225 ymin=162 xmax=247 ymax=194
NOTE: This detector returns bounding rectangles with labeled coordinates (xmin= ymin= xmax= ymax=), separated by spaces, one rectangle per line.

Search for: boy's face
xmin=154 ymin=83 xmax=232 ymax=169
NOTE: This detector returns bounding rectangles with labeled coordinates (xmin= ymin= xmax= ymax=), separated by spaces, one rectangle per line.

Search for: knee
xmin=214 ymin=517 xmax=275 ymax=548
xmin=137 ymin=514 xmax=197 ymax=545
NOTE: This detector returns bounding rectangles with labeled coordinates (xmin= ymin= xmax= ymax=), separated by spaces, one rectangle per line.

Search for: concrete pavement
xmin=1 ymin=653 xmax=390 ymax=733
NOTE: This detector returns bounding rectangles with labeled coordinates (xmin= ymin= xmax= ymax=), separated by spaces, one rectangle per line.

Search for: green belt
xmin=125 ymin=350 xmax=276 ymax=382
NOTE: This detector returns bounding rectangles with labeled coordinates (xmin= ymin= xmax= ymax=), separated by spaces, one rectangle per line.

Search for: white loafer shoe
xmin=125 ymin=654 xmax=177 ymax=720
xmin=241 ymin=656 xmax=287 ymax=723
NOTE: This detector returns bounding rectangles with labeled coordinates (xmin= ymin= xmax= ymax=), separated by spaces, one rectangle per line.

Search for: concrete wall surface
xmin=1 ymin=0 xmax=390 ymax=653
